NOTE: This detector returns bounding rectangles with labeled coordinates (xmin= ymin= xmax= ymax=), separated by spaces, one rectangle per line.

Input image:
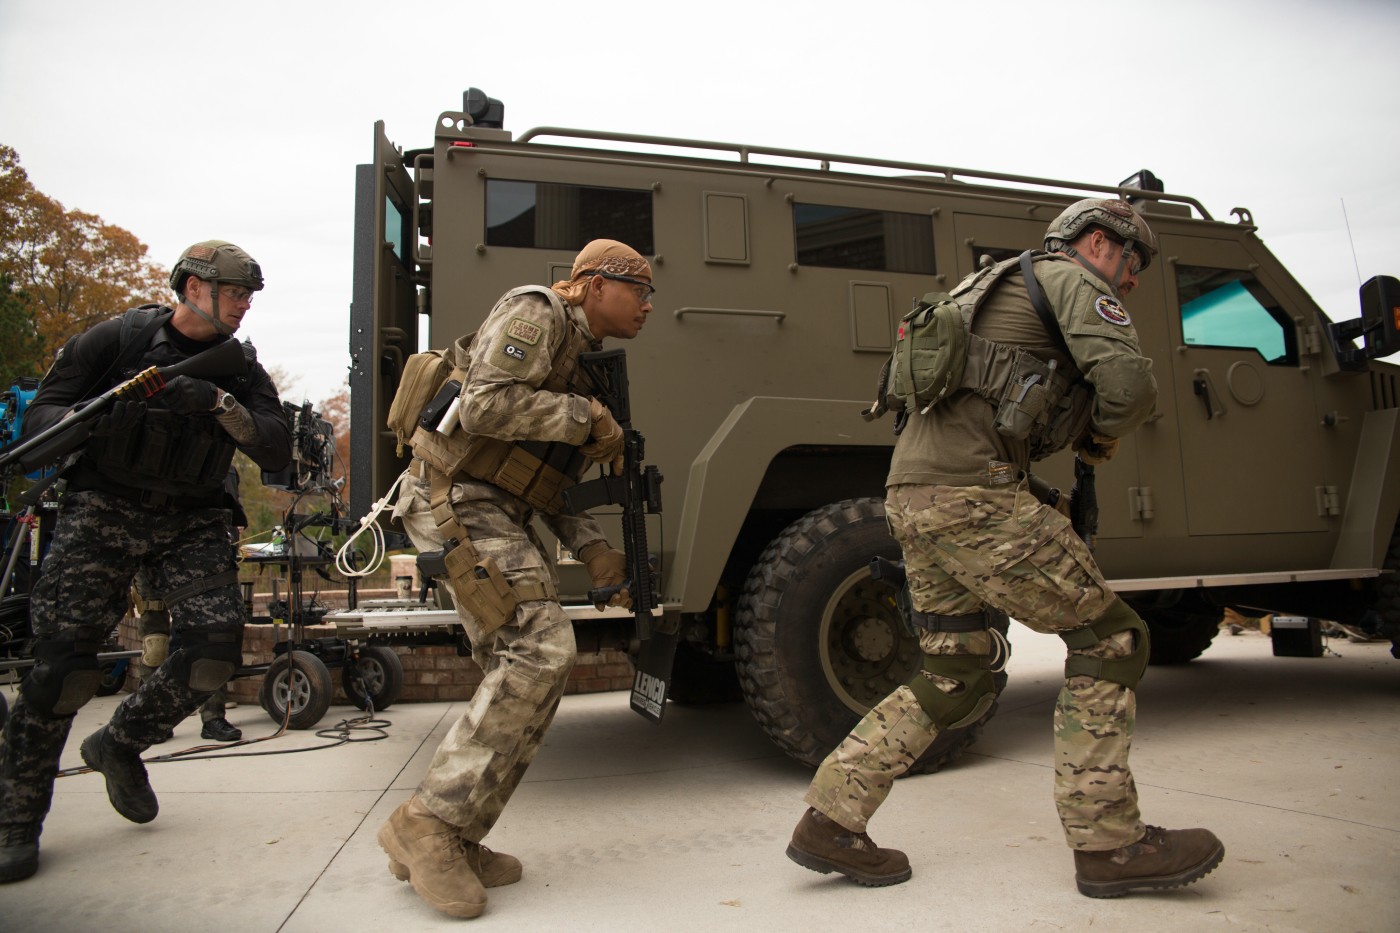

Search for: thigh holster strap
xmin=161 ymin=569 xmax=240 ymax=607
xmin=909 ymin=609 xmax=992 ymax=633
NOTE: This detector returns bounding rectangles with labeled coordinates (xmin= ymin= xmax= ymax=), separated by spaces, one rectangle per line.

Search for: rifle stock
xmin=0 ymin=337 xmax=249 ymax=473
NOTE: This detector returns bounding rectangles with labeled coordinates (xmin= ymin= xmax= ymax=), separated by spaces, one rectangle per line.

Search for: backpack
xmin=863 ymin=252 xmax=1062 ymax=433
xmin=386 ymin=348 xmax=453 ymax=457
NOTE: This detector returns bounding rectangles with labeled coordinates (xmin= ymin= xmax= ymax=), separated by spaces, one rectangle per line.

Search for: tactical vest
xmin=870 ymin=253 xmax=1094 ymax=458
xmin=76 ymin=307 xmax=241 ymax=506
xmin=406 ymin=286 xmax=599 ymax=512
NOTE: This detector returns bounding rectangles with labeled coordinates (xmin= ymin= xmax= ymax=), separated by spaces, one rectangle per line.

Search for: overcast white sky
xmin=2 ymin=0 xmax=1397 ymax=403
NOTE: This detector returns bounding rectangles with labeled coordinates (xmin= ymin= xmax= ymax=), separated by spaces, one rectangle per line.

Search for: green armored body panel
xmin=349 ymin=88 xmax=1400 ymax=769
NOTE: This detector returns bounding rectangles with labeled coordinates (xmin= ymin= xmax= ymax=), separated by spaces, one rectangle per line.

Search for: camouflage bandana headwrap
xmin=551 ymin=239 xmax=653 ymax=305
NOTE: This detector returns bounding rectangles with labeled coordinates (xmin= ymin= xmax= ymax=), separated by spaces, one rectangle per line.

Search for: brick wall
xmin=115 ymin=593 xmax=635 ymax=710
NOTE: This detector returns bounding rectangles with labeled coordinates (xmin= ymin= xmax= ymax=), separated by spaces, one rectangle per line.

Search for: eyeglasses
xmin=595 ymin=272 xmax=656 ymax=302
xmin=217 ymin=284 xmax=255 ymax=305
xmin=1101 ymin=234 xmax=1143 ymax=276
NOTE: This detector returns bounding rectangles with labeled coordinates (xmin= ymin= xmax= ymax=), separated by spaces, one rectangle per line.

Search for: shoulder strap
xmin=1019 ymin=251 xmax=1071 ymax=356
xmin=117 ymin=305 xmax=175 ymax=370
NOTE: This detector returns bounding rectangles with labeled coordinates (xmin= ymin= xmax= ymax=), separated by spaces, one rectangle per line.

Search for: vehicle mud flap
xmin=629 ymin=627 xmax=678 ymax=723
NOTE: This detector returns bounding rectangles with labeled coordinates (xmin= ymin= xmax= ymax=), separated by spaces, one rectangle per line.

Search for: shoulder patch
xmin=1094 ymin=295 xmax=1131 ymax=326
xmin=506 ymin=318 xmax=543 ymax=346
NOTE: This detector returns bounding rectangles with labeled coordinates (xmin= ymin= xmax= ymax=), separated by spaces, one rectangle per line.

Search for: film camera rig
xmin=261 ymin=400 xmax=336 ymax=493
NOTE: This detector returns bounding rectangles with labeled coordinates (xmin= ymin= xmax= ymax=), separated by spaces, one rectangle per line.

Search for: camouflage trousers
xmin=413 ymin=481 xmax=576 ymax=842
xmin=0 ymin=489 xmax=243 ymax=826
xmin=806 ymin=480 xmax=1145 ymax=851
xmin=134 ymin=601 xmax=229 ymax=724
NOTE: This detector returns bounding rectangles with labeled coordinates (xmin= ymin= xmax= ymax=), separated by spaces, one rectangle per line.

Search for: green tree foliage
xmin=0 ymin=144 xmax=168 ymax=360
xmin=0 ymin=274 xmax=45 ymax=388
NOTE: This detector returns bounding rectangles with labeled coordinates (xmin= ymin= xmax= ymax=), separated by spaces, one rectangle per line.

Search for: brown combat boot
xmin=786 ymin=807 xmax=911 ymax=886
xmin=377 ymin=796 xmax=488 ymax=918
xmin=389 ymin=836 xmax=522 ymax=888
xmin=1074 ymin=825 xmax=1224 ymax=897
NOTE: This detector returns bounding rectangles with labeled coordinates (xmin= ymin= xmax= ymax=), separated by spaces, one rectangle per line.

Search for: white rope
xmin=335 ymin=469 xmax=411 ymax=578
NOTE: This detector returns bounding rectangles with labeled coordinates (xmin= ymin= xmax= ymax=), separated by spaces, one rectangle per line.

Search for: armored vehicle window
xmin=1177 ymin=266 xmax=1296 ymax=365
xmin=486 ymin=180 xmax=654 ymax=254
xmin=793 ymin=204 xmax=935 ymax=275
xmin=385 ymin=195 xmax=410 ymax=267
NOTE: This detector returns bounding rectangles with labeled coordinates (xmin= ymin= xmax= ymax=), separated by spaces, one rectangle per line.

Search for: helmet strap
xmin=1063 ymin=235 xmax=1127 ymax=300
xmin=181 ymin=282 xmax=235 ymax=336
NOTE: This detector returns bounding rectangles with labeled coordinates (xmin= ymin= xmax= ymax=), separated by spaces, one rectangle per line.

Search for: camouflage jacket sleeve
xmin=538 ymin=509 xmax=609 ymax=556
xmin=459 ymin=290 xmax=593 ymax=445
xmin=1038 ymin=256 xmax=1158 ymax=438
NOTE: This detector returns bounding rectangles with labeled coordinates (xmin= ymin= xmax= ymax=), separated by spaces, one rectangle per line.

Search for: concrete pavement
xmin=1 ymin=627 xmax=1396 ymax=932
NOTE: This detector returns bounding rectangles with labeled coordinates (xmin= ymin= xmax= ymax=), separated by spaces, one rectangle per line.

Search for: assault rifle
xmin=563 ymin=348 xmax=663 ymax=635
xmin=0 ymin=338 xmax=249 ymax=474
xmin=1068 ymin=456 xmax=1099 ymax=552
xmin=562 ymin=348 xmax=669 ymax=722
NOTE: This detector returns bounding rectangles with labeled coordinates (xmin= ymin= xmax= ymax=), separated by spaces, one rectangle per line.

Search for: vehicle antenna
xmin=1340 ymin=197 xmax=1363 ymax=288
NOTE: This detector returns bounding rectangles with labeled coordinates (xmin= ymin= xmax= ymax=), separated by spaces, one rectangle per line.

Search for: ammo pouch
xmin=85 ymin=408 xmax=235 ymax=500
xmin=410 ymin=427 xmax=582 ymax=513
xmin=993 ymin=349 xmax=1069 ymax=440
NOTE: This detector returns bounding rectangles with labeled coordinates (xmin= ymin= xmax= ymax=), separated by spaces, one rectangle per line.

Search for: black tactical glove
xmin=90 ymin=399 xmax=146 ymax=436
xmin=162 ymin=375 xmax=217 ymax=414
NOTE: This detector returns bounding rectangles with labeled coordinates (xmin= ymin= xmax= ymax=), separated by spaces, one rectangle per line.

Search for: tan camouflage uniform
xmin=399 ymin=289 xmax=612 ymax=841
xmin=807 ymin=253 xmax=1157 ymax=852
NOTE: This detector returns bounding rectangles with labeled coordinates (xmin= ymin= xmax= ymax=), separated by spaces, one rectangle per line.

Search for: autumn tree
xmin=0 ymin=145 xmax=168 ymax=359
xmin=0 ymin=275 xmax=46 ymax=388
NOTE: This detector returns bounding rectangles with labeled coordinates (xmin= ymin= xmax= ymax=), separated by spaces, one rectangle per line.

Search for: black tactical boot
xmin=200 ymin=718 xmax=242 ymax=742
xmin=79 ymin=726 xmax=158 ymax=823
xmin=0 ymin=823 xmax=41 ymax=883
xmin=1074 ymin=825 xmax=1224 ymax=897
xmin=786 ymin=807 xmax=911 ymax=886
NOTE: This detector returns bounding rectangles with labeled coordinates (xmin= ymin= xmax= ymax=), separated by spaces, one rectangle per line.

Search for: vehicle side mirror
xmin=1359 ymin=275 xmax=1400 ymax=358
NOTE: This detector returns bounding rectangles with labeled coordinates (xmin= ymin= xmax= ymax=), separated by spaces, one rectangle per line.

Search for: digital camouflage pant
xmin=805 ymin=480 xmax=1146 ymax=851
xmin=133 ymin=585 xmax=230 ymax=725
xmin=411 ymin=480 xmax=576 ymax=843
xmin=0 ymin=490 xmax=243 ymax=827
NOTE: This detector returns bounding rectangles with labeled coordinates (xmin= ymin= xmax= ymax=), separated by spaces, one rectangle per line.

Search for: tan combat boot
xmin=786 ymin=807 xmax=912 ymax=886
xmin=1074 ymin=825 xmax=1224 ymax=897
xmin=389 ymin=836 xmax=522 ymax=888
xmin=377 ymin=796 xmax=488 ymax=918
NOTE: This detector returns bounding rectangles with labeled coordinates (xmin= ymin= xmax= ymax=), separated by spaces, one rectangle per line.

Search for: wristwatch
xmin=214 ymin=390 xmax=238 ymax=414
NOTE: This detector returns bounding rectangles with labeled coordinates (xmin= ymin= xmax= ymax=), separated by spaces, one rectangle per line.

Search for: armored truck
xmin=349 ymin=89 xmax=1400 ymax=769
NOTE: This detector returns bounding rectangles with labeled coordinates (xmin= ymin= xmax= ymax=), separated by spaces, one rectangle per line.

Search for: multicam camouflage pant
xmin=413 ymin=480 xmax=576 ymax=842
xmin=0 ymin=489 xmax=242 ymax=826
xmin=806 ymin=480 xmax=1146 ymax=851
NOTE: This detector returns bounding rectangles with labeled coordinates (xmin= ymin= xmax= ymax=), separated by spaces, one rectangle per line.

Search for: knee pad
xmin=168 ymin=629 xmax=243 ymax=692
xmin=904 ymin=613 xmax=1003 ymax=729
xmin=1059 ymin=598 xmax=1150 ymax=689
xmin=140 ymin=633 xmax=171 ymax=668
xmin=21 ymin=631 xmax=104 ymax=717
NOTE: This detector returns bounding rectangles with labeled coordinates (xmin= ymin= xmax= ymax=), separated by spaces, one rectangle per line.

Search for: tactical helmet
xmin=169 ymin=240 xmax=264 ymax=296
xmin=1043 ymin=198 xmax=1158 ymax=271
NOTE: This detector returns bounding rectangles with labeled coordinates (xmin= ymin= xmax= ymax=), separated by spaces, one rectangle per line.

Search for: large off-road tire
xmin=734 ymin=497 xmax=1003 ymax=774
xmin=341 ymin=645 xmax=405 ymax=712
xmin=259 ymin=650 xmax=333 ymax=730
xmin=1135 ymin=590 xmax=1221 ymax=665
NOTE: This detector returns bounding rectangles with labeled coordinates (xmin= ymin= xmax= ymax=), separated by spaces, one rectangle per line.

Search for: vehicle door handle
xmin=1192 ymin=369 xmax=1225 ymax=420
